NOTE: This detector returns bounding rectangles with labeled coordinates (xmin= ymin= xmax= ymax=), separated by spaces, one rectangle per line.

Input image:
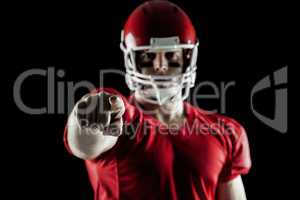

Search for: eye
xmin=136 ymin=51 xmax=156 ymax=69
xmin=165 ymin=51 xmax=182 ymax=62
xmin=165 ymin=51 xmax=182 ymax=68
xmin=140 ymin=52 xmax=156 ymax=62
xmin=165 ymin=52 xmax=175 ymax=60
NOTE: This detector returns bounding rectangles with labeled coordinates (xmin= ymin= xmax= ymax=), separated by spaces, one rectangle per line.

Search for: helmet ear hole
xmin=127 ymin=51 xmax=136 ymax=70
xmin=182 ymin=49 xmax=193 ymax=71
xmin=127 ymin=54 xmax=132 ymax=64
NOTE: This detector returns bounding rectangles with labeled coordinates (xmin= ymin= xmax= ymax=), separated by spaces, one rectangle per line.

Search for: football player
xmin=64 ymin=1 xmax=251 ymax=199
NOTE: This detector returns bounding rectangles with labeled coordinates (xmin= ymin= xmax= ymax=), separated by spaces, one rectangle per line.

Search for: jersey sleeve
xmin=218 ymin=119 xmax=252 ymax=182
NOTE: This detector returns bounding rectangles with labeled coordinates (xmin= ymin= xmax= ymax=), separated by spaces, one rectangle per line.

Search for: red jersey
xmin=64 ymin=88 xmax=251 ymax=200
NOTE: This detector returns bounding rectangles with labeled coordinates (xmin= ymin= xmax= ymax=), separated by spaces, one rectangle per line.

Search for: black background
xmin=5 ymin=0 xmax=294 ymax=199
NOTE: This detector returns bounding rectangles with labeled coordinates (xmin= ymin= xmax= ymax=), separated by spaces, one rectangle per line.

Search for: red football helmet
xmin=120 ymin=0 xmax=198 ymax=105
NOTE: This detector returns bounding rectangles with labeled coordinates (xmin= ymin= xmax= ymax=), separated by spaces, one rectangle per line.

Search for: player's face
xmin=136 ymin=49 xmax=184 ymax=76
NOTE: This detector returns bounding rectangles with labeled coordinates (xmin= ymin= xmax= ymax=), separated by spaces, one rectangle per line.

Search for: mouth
xmin=140 ymin=84 xmax=176 ymax=90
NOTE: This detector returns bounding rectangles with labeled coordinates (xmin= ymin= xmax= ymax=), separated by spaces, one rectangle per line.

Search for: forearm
xmin=216 ymin=176 xmax=247 ymax=200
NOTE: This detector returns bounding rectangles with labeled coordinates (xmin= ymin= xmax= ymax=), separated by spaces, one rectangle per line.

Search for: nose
xmin=153 ymin=52 xmax=168 ymax=74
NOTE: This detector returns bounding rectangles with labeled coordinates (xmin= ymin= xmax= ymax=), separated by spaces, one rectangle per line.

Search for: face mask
xmin=136 ymin=84 xmax=182 ymax=105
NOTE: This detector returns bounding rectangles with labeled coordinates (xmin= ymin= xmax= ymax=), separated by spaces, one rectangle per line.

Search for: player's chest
xmin=149 ymin=134 xmax=226 ymax=184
